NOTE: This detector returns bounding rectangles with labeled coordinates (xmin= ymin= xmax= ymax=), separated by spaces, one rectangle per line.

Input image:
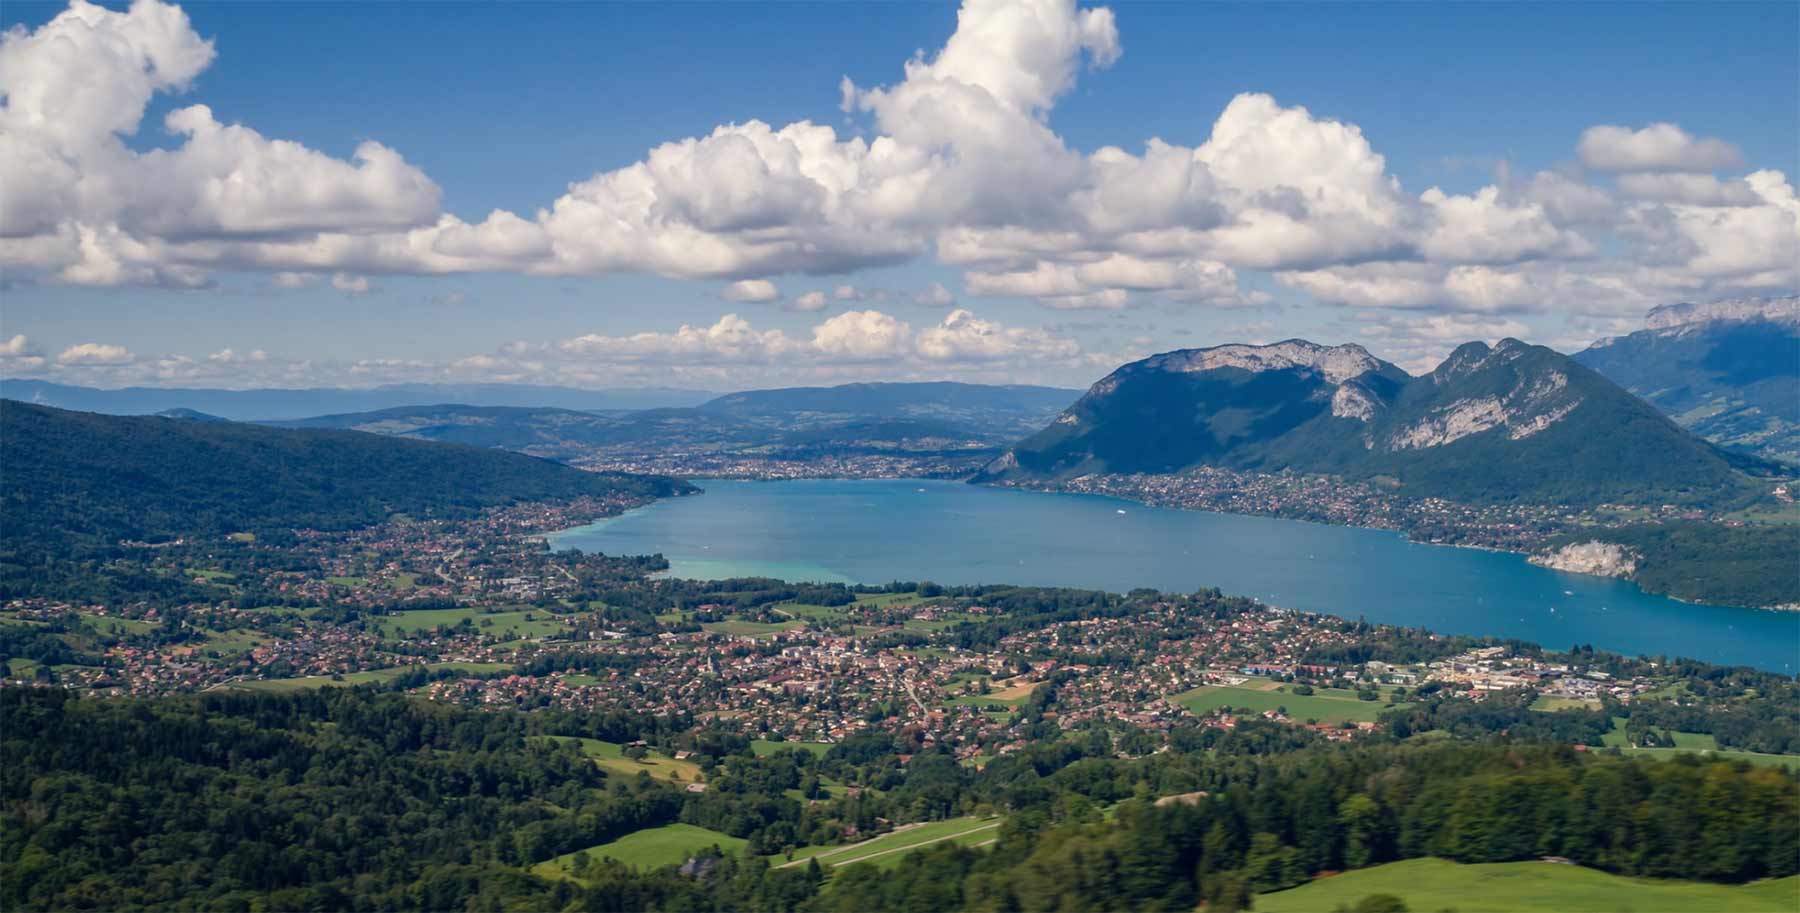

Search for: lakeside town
xmin=0 ymin=492 xmax=1714 ymax=766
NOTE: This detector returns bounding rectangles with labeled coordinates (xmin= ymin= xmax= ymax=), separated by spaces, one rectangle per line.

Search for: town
xmin=0 ymin=491 xmax=1702 ymax=767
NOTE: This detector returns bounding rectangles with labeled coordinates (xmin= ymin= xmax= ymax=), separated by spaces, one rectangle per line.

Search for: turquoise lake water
xmin=548 ymin=478 xmax=1800 ymax=673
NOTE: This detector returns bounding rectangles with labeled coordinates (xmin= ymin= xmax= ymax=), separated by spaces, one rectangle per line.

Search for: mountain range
xmin=266 ymin=382 xmax=1080 ymax=464
xmin=0 ymin=401 xmax=691 ymax=580
xmin=0 ymin=380 xmax=715 ymax=421
xmin=974 ymin=337 xmax=1774 ymax=509
xmin=1574 ymin=296 xmax=1799 ymax=463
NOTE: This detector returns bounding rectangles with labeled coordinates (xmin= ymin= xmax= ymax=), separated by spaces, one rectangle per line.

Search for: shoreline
xmin=966 ymin=476 xmax=1796 ymax=613
xmin=553 ymin=474 xmax=1787 ymax=616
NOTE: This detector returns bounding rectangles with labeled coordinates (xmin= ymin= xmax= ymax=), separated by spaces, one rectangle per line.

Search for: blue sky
xmin=2 ymin=0 xmax=1795 ymax=390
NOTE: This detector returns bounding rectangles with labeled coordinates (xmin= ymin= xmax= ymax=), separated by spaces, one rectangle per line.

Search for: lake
xmin=548 ymin=478 xmax=1800 ymax=673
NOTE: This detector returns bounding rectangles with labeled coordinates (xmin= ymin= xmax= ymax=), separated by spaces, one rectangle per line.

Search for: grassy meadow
xmin=537 ymin=736 xmax=706 ymax=782
xmin=1171 ymin=681 xmax=1408 ymax=725
xmin=532 ymin=823 xmax=747 ymax=877
xmin=777 ymin=816 xmax=1001 ymax=870
xmin=1254 ymin=857 xmax=1800 ymax=913
xmin=231 ymin=661 xmax=510 ymax=692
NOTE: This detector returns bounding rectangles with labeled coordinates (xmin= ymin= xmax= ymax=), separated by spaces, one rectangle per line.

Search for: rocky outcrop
xmin=1643 ymin=295 xmax=1799 ymax=331
xmin=1529 ymin=541 xmax=1640 ymax=578
xmin=1145 ymin=340 xmax=1386 ymax=384
xmin=978 ymin=333 xmax=1752 ymax=508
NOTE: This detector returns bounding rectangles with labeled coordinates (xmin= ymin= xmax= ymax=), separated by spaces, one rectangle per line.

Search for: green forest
xmin=4 ymin=686 xmax=1794 ymax=912
xmin=1549 ymin=521 xmax=1800 ymax=608
xmin=0 ymin=401 xmax=691 ymax=599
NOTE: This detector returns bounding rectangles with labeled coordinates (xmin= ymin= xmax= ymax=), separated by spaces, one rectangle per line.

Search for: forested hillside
xmin=0 ymin=401 xmax=691 ymax=595
xmin=2 ymin=687 xmax=1792 ymax=911
xmin=1575 ymin=298 xmax=1800 ymax=463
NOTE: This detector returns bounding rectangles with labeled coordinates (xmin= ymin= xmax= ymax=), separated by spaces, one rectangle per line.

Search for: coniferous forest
xmin=4 ymin=686 xmax=1794 ymax=912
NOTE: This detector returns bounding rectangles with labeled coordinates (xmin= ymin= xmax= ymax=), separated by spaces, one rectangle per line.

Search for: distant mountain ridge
xmin=696 ymin=381 xmax=1079 ymax=434
xmin=1642 ymin=295 xmax=1799 ymax=330
xmin=0 ymin=380 xmax=715 ymax=421
xmin=976 ymin=337 xmax=1768 ymax=508
xmin=1576 ymin=295 xmax=1799 ymax=463
xmin=0 ymin=400 xmax=693 ymax=580
xmin=270 ymin=382 xmax=1081 ymax=463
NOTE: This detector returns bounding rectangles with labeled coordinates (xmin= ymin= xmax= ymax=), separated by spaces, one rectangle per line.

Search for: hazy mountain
xmin=976 ymin=338 xmax=1768 ymax=508
xmin=698 ymin=382 xmax=1079 ymax=436
xmin=0 ymin=400 xmax=693 ymax=566
xmin=1575 ymin=296 xmax=1799 ymax=463
xmin=0 ymin=380 xmax=715 ymax=421
xmin=273 ymin=382 xmax=1083 ymax=462
xmin=151 ymin=407 xmax=230 ymax=423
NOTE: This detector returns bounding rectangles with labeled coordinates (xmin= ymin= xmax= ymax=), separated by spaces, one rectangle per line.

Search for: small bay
xmin=548 ymin=478 xmax=1799 ymax=673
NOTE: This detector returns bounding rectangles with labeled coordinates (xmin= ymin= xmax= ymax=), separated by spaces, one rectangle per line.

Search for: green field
xmin=536 ymin=736 xmax=705 ymax=782
xmin=1602 ymin=719 xmax=1719 ymax=750
xmin=194 ymin=628 xmax=265 ymax=654
xmin=701 ymin=619 xmax=803 ymax=638
xmin=946 ymin=692 xmax=1028 ymax=710
xmin=1590 ymin=719 xmax=1800 ymax=770
xmin=79 ymin=614 xmax=161 ymax=636
xmin=852 ymin=592 xmax=928 ymax=609
xmin=532 ymin=823 xmax=747 ymax=877
xmin=1171 ymin=682 xmax=1407 ymax=725
xmin=1530 ymin=694 xmax=1601 ymax=712
xmin=903 ymin=613 xmax=984 ymax=633
xmin=374 ymin=607 xmax=567 ymax=640
xmin=777 ymin=816 xmax=1001 ymax=869
xmin=1254 ymin=857 xmax=1800 ymax=913
xmin=1606 ymin=747 xmax=1800 ymax=772
xmin=774 ymin=602 xmax=854 ymax=622
xmin=751 ymin=739 xmax=832 ymax=757
xmin=232 ymin=661 xmax=510 ymax=692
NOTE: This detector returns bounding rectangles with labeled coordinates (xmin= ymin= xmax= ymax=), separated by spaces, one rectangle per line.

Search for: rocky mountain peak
xmin=1644 ymin=295 xmax=1799 ymax=331
xmin=1141 ymin=339 xmax=1393 ymax=385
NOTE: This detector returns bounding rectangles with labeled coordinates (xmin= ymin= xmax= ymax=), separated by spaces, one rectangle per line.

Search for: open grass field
xmin=1254 ymin=857 xmax=1800 ymax=913
xmin=373 ymin=607 xmax=567 ymax=640
xmin=773 ymin=602 xmax=854 ymax=622
xmin=532 ymin=823 xmax=747 ymax=878
xmin=1595 ymin=724 xmax=1800 ymax=772
xmin=777 ymin=816 xmax=1001 ymax=869
xmin=701 ymin=619 xmax=803 ymax=638
xmin=202 ymin=629 xmax=263 ymax=650
xmin=1602 ymin=719 xmax=1720 ymax=750
xmin=751 ymin=739 xmax=832 ymax=757
xmin=537 ymin=736 xmax=705 ymax=782
xmin=852 ymin=592 xmax=929 ymax=609
xmin=1605 ymin=747 xmax=1800 ymax=772
xmin=4 ymin=659 xmax=97 ymax=680
xmin=232 ymin=661 xmax=510 ymax=692
xmin=78 ymin=613 xmax=161 ymax=636
xmin=946 ymin=692 xmax=1029 ymax=710
xmin=1171 ymin=682 xmax=1408 ymax=725
xmin=1530 ymin=695 xmax=1601 ymax=712
xmin=903 ymin=613 xmax=984 ymax=633
xmin=1590 ymin=717 xmax=1800 ymax=769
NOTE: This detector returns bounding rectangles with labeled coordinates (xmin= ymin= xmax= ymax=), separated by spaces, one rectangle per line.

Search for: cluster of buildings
xmin=577 ymin=451 xmax=985 ymax=480
xmin=1418 ymin=645 xmax=1654 ymax=703
xmin=1 ymin=489 xmax=1665 ymax=758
